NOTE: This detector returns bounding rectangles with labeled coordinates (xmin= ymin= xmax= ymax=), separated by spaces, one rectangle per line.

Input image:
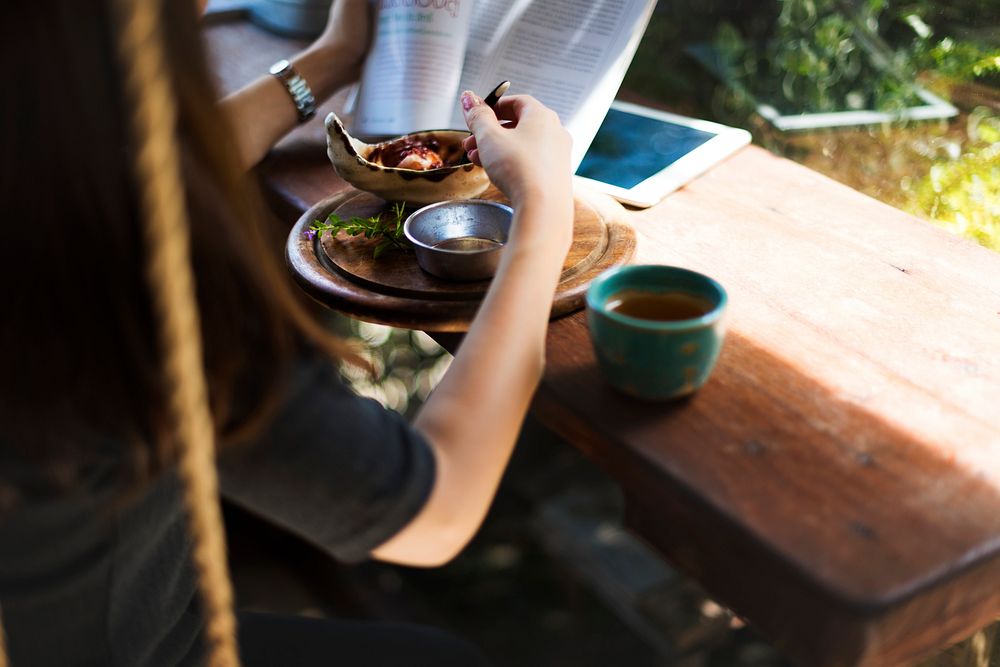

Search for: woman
xmin=0 ymin=0 xmax=573 ymax=664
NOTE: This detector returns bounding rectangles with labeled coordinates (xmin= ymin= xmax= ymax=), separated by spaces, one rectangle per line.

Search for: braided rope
xmin=0 ymin=2 xmax=240 ymax=665
xmin=110 ymin=0 xmax=240 ymax=665
xmin=0 ymin=605 xmax=8 ymax=667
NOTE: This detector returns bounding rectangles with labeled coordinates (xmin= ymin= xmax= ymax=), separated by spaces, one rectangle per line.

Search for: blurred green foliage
xmin=621 ymin=0 xmax=1000 ymax=254
xmin=904 ymin=108 xmax=1000 ymax=251
xmin=339 ymin=320 xmax=450 ymax=417
xmin=913 ymin=38 xmax=1000 ymax=84
xmin=712 ymin=0 xmax=1000 ymax=113
xmin=714 ymin=1 xmax=916 ymax=113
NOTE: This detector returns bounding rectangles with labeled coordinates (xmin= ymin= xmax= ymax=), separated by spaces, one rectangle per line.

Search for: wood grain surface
xmin=207 ymin=18 xmax=1000 ymax=667
xmin=287 ymin=186 xmax=636 ymax=331
xmin=528 ymin=147 xmax=1000 ymax=667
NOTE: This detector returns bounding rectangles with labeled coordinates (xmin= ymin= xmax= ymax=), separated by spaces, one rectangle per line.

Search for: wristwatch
xmin=269 ymin=59 xmax=316 ymax=122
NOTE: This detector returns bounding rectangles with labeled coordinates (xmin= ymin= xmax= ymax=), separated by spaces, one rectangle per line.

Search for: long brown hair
xmin=0 ymin=0 xmax=352 ymax=475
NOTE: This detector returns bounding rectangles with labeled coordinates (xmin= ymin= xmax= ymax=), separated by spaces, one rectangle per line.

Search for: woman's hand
xmin=460 ymin=93 xmax=573 ymax=207
xmin=460 ymin=92 xmax=574 ymax=256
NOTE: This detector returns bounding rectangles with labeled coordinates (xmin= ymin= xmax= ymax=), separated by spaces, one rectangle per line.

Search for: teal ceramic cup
xmin=586 ymin=265 xmax=728 ymax=400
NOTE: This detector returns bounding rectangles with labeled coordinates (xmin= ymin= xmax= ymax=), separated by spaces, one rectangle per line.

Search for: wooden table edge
xmin=529 ymin=360 xmax=1000 ymax=667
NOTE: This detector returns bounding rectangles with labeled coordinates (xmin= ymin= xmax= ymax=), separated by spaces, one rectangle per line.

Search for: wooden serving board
xmin=287 ymin=186 xmax=636 ymax=331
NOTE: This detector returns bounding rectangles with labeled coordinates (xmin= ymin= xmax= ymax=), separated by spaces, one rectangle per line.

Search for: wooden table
xmin=206 ymin=18 xmax=1000 ymax=667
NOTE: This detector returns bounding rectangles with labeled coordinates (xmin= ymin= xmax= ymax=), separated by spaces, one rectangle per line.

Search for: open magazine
xmin=352 ymin=0 xmax=658 ymax=168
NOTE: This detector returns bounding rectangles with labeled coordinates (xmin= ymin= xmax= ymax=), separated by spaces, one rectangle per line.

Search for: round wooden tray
xmin=286 ymin=186 xmax=636 ymax=331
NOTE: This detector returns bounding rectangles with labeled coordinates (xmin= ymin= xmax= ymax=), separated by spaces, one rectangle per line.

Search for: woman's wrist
xmin=507 ymin=178 xmax=571 ymax=209
xmin=512 ymin=185 xmax=573 ymax=231
xmin=505 ymin=198 xmax=574 ymax=270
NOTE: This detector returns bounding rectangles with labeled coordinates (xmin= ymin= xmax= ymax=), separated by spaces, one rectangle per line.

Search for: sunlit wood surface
xmin=206 ymin=17 xmax=1000 ymax=667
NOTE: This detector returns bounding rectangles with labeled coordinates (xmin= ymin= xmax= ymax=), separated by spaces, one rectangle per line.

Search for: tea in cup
xmin=586 ymin=265 xmax=728 ymax=400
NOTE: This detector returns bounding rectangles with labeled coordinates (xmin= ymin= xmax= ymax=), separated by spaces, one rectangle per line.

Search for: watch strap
xmin=269 ymin=59 xmax=316 ymax=123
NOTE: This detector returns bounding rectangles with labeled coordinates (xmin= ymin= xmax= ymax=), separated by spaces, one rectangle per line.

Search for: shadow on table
xmin=537 ymin=323 xmax=1000 ymax=667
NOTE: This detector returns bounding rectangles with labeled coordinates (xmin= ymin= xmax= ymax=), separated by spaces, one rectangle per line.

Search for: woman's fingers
xmin=458 ymin=90 xmax=570 ymax=204
xmin=462 ymin=133 xmax=479 ymax=164
xmin=461 ymin=91 xmax=501 ymax=139
xmin=491 ymin=95 xmax=530 ymax=116
xmin=491 ymin=95 xmax=544 ymax=126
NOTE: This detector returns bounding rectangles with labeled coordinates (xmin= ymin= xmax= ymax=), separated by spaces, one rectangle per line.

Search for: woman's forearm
xmin=371 ymin=194 xmax=572 ymax=566
xmin=219 ymin=43 xmax=358 ymax=169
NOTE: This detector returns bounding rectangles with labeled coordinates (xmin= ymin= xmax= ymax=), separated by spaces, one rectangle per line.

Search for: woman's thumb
xmin=461 ymin=91 xmax=499 ymax=137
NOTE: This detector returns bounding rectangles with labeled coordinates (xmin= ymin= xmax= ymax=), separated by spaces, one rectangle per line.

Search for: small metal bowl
xmin=404 ymin=200 xmax=513 ymax=281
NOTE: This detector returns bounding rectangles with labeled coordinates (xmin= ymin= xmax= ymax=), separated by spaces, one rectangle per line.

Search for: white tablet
xmin=574 ymin=101 xmax=751 ymax=208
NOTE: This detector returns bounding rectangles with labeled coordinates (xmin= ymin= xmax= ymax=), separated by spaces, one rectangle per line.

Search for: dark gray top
xmin=0 ymin=361 xmax=435 ymax=666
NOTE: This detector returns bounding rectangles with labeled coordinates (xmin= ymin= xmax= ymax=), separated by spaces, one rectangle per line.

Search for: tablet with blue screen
xmin=575 ymin=101 xmax=751 ymax=208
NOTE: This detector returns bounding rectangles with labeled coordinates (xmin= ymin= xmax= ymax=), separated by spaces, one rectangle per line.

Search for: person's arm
xmin=372 ymin=93 xmax=575 ymax=566
xmin=217 ymin=0 xmax=371 ymax=169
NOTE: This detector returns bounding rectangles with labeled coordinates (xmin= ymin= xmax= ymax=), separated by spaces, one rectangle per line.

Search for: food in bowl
xmin=367 ymin=137 xmax=448 ymax=170
xmin=325 ymin=113 xmax=490 ymax=205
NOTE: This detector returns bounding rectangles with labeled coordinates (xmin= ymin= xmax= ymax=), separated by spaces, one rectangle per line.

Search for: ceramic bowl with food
xmin=325 ymin=113 xmax=491 ymax=205
xmin=404 ymin=199 xmax=512 ymax=281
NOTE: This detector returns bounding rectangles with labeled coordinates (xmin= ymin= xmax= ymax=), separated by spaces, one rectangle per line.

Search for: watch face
xmin=269 ymin=59 xmax=290 ymax=77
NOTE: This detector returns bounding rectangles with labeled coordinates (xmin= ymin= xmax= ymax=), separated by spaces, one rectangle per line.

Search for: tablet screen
xmin=576 ymin=108 xmax=717 ymax=189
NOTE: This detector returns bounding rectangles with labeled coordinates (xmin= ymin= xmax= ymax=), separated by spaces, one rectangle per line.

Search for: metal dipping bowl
xmin=404 ymin=200 xmax=513 ymax=281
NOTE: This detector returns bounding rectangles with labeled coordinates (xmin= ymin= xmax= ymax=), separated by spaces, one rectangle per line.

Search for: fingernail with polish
xmin=461 ymin=91 xmax=480 ymax=112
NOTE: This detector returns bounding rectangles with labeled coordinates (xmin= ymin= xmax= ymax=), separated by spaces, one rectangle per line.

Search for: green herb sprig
xmin=305 ymin=201 xmax=409 ymax=259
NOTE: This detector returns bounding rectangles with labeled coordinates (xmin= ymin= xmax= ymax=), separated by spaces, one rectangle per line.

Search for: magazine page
xmin=353 ymin=0 xmax=474 ymax=138
xmin=451 ymin=0 xmax=658 ymax=167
